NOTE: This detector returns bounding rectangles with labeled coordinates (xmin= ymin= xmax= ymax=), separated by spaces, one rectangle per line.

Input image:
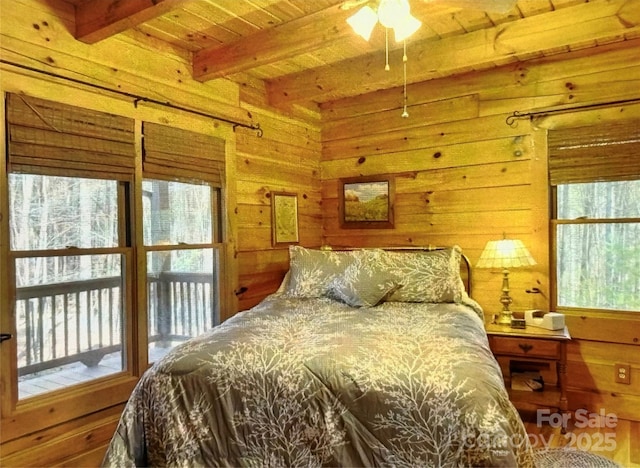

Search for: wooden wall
xmin=1 ymin=0 xmax=639 ymax=465
xmin=320 ymin=39 xmax=640 ymax=420
xmin=0 ymin=0 xmax=323 ymax=465
xmin=234 ymin=78 xmax=323 ymax=312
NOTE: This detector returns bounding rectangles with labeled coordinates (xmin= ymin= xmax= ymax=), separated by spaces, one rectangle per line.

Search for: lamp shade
xmin=476 ymin=239 xmax=537 ymax=269
xmin=377 ymin=0 xmax=411 ymax=28
xmin=346 ymin=6 xmax=378 ymax=41
xmin=393 ymin=14 xmax=421 ymax=42
xmin=348 ymin=0 xmax=421 ymax=42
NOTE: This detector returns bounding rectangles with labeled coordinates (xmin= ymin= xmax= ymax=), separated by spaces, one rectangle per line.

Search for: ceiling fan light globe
xmin=347 ymin=6 xmax=378 ymax=41
xmin=393 ymin=14 xmax=421 ymax=42
xmin=378 ymin=0 xmax=411 ymax=29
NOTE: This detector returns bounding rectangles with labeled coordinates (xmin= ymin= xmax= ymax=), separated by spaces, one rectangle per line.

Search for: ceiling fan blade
xmin=435 ymin=0 xmax=518 ymax=14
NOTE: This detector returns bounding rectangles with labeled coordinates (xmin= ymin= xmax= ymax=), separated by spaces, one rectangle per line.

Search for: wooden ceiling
xmin=63 ymin=0 xmax=640 ymax=110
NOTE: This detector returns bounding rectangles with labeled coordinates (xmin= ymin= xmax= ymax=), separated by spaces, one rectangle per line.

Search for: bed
xmin=103 ymin=245 xmax=534 ymax=467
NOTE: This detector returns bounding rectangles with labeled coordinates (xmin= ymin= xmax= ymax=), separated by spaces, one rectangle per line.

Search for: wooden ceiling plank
xmin=451 ymin=10 xmax=496 ymax=33
xmin=75 ymin=0 xmax=192 ymax=44
xmin=142 ymin=8 xmax=235 ymax=50
xmin=134 ymin=21 xmax=213 ymax=53
xmin=266 ymin=0 xmax=640 ymax=105
xmin=192 ymin=0 xmax=455 ymax=81
xmin=486 ymin=6 xmax=523 ymax=26
xmin=497 ymin=0 xmax=639 ymax=49
xmin=257 ymin=1 xmax=306 ymax=23
xmin=550 ymin=0 xmax=589 ymax=8
xmin=438 ymin=0 xmax=518 ymax=14
xmin=195 ymin=0 xmax=281 ymax=33
xmin=192 ymin=1 xmax=355 ymax=81
xmin=516 ymin=0 xmax=554 ymax=17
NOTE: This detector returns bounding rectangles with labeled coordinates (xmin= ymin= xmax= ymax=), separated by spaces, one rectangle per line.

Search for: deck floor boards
xmin=18 ymin=346 xmax=171 ymax=399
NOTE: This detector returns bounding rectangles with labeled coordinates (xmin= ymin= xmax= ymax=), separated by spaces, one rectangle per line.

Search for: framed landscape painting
xmin=339 ymin=175 xmax=395 ymax=229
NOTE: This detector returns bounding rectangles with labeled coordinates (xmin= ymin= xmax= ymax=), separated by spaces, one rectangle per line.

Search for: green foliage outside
xmin=556 ymin=180 xmax=640 ymax=312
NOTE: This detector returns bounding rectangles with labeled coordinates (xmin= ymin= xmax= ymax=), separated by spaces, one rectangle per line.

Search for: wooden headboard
xmin=325 ymin=246 xmax=472 ymax=296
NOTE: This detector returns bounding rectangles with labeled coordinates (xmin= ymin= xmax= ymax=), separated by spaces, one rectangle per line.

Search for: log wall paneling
xmin=0 ymin=0 xmax=321 ymax=465
xmin=1 ymin=1 xmax=248 ymax=125
xmin=2 ymin=0 xmax=640 ymax=465
xmin=320 ymin=40 xmax=640 ymax=421
xmin=235 ymin=101 xmax=322 ymax=311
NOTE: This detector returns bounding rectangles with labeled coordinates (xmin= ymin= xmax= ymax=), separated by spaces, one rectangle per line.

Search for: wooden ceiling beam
xmin=192 ymin=1 xmax=351 ymax=82
xmin=75 ymin=0 xmax=191 ymax=44
xmin=266 ymin=0 xmax=640 ymax=106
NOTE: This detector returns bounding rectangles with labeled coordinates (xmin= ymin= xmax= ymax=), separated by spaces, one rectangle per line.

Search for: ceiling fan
xmin=340 ymin=0 xmax=518 ymax=117
xmin=341 ymin=0 xmax=518 ymax=15
xmin=342 ymin=0 xmax=517 ymax=42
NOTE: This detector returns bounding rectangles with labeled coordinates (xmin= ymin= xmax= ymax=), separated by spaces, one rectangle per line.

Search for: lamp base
xmin=496 ymin=268 xmax=513 ymax=325
xmin=496 ymin=311 xmax=513 ymax=325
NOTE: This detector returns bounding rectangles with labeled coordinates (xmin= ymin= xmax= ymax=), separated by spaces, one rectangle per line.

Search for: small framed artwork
xmin=339 ymin=175 xmax=395 ymax=229
xmin=271 ymin=191 xmax=299 ymax=246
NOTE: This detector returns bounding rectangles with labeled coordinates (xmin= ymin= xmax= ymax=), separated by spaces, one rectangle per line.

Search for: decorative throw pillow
xmin=284 ymin=245 xmax=358 ymax=298
xmin=327 ymin=250 xmax=402 ymax=307
xmin=377 ymin=246 xmax=466 ymax=303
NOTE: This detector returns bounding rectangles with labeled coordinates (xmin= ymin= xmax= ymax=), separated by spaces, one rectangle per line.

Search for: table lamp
xmin=476 ymin=238 xmax=537 ymax=325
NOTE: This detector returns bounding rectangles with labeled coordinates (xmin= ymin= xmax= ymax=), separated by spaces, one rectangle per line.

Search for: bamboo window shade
xmin=548 ymin=119 xmax=640 ymax=185
xmin=142 ymin=122 xmax=225 ymax=186
xmin=6 ymin=93 xmax=135 ymax=179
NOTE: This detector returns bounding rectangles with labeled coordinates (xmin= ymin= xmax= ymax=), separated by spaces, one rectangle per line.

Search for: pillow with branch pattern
xmin=377 ymin=246 xmax=466 ymax=303
xmin=326 ymin=250 xmax=402 ymax=307
xmin=283 ymin=245 xmax=358 ymax=298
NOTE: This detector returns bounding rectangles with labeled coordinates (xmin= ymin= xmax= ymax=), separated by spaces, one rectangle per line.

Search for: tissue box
xmin=524 ymin=310 xmax=565 ymax=330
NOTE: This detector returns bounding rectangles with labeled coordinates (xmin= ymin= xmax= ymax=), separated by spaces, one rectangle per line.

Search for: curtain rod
xmin=0 ymin=59 xmax=263 ymax=137
xmin=506 ymin=97 xmax=640 ymax=127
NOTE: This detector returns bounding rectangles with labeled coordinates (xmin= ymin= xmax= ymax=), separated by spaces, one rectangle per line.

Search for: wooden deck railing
xmin=147 ymin=271 xmax=216 ymax=344
xmin=16 ymin=272 xmax=215 ymax=377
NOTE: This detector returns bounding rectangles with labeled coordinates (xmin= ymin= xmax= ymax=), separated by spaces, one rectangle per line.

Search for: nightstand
xmin=485 ymin=322 xmax=571 ymax=427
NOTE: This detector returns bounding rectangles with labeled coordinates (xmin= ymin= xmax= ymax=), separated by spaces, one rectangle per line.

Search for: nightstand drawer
xmin=489 ymin=336 xmax=560 ymax=359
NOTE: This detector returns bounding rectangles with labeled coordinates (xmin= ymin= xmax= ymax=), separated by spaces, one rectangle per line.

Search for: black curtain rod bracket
xmin=1 ymin=59 xmax=263 ymax=137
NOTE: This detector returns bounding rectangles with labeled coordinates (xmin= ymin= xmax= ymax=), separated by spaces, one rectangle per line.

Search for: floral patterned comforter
xmin=103 ymin=295 xmax=534 ymax=467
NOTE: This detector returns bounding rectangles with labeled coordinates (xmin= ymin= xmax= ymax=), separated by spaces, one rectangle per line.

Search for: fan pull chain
xmin=402 ymin=40 xmax=409 ymax=118
xmin=385 ymin=28 xmax=390 ymax=71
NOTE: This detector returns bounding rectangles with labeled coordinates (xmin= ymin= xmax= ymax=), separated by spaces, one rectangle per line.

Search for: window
xmin=143 ymin=179 xmax=220 ymax=362
xmin=10 ymin=175 xmax=128 ymax=398
xmin=4 ymin=92 xmax=136 ymax=400
xmin=553 ymin=180 xmax=640 ymax=312
xmin=141 ymin=122 xmax=226 ymax=362
xmin=549 ymin=119 xmax=640 ymax=314
xmin=3 ymin=94 xmax=227 ymax=407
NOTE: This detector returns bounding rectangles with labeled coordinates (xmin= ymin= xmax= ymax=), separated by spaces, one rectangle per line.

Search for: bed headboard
xmin=325 ymin=246 xmax=473 ymax=296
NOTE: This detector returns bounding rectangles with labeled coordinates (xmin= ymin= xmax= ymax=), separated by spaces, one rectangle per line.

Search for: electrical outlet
xmin=615 ymin=363 xmax=631 ymax=384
